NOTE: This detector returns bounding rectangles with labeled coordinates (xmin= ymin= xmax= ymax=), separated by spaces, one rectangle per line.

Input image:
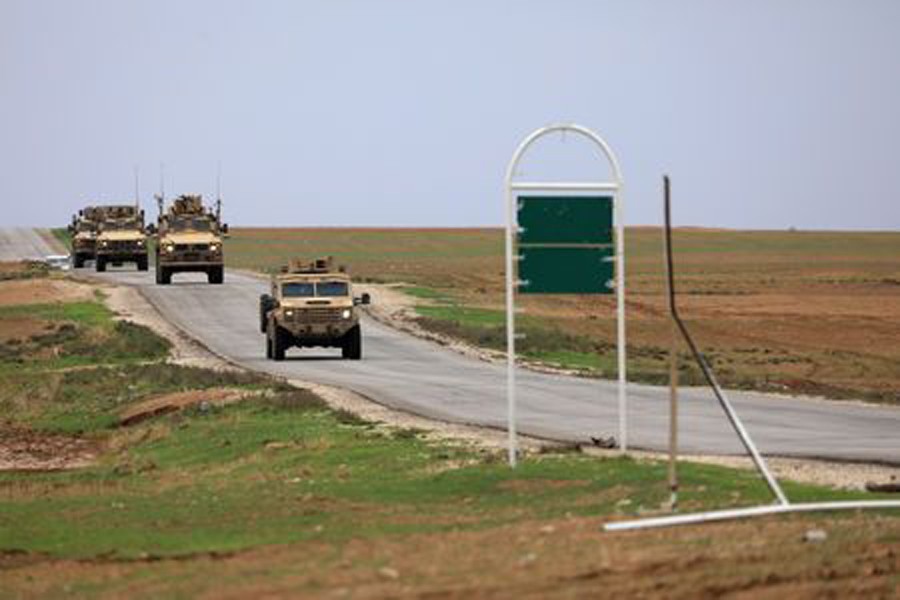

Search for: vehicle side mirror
xmin=67 ymin=224 xmax=74 ymax=234
xmin=146 ymin=224 xmax=157 ymax=235
xmin=221 ymin=223 xmax=229 ymax=234
xmin=355 ymin=293 xmax=371 ymax=306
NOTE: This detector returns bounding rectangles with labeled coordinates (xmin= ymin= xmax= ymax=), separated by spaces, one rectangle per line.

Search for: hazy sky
xmin=2 ymin=1 xmax=899 ymax=229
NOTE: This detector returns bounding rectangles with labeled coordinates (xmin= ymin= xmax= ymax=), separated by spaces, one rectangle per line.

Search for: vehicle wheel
xmin=73 ymin=254 xmax=84 ymax=269
xmin=156 ymin=266 xmax=170 ymax=285
xmin=342 ymin=326 xmax=362 ymax=360
xmin=208 ymin=266 xmax=224 ymax=285
xmin=95 ymin=257 xmax=106 ymax=272
xmin=137 ymin=256 xmax=149 ymax=271
xmin=259 ymin=295 xmax=272 ymax=333
xmin=265 ymin=334 xmax=273 ymax=359
xmin=271 ymin=325 xmax=287 ymax=361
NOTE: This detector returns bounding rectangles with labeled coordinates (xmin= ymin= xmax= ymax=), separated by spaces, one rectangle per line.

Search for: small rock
xmin=616 ymin=498 xmax=632 ymax=507
xmin=804 ymin=528 xmax=827 ymax=543
xmin=265 ymin=441 xmax=291 ymax=450
xmin=518 ymin=552 xmax=537 ymax=566
xmin=539 ymin=525 xmax=556 ymax=534
xmin=378 ymin=566 xmax=400 ymax=580
xmin=590 ymin=436 xmax=617 ymax=449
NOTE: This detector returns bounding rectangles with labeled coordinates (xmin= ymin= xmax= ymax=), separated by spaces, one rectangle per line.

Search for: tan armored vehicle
xmin=152 ymin=194 xmax=228 ymax=285
xmin=68 ymin=206 xmax=103 ymax=268
xmin=259 ymin=257 xmax=371 ymax=360
xmin=94 ymin=205 xmax=149 ymax=272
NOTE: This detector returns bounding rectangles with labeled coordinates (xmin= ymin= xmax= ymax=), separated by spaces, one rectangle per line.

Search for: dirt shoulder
xmin=358 ymin=282 xmax=576 ymax=374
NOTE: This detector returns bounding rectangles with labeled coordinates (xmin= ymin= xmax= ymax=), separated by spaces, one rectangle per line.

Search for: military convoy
xmin=151 ymin=194 xmax=228 ymax=285
xmin=259 ymin=257 xmax=370 ymax=360
xmin=68 ymin=196 xmax=372 ymax=360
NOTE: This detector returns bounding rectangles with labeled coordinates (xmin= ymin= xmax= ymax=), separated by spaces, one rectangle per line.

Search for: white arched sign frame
xmin=504 ymin=123 xmax=627 ymax=467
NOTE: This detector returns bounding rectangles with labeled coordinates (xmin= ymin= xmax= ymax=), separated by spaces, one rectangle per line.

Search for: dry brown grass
xmin=2 ymin=513 xmax=896 ymax=599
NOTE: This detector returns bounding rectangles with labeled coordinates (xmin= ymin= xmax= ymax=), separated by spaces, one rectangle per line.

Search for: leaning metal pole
xmin=664 ymin=175 xmax=679 ymax=508
xmin=663 ymin=176 xmax=788 ymax=506
xmin=603 ymin=177 xmax=900 ymax=531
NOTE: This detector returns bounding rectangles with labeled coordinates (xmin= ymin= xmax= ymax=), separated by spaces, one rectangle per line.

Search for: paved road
xmin=3 ymin=228 xmax=899 ymax=463
xmin=0 ymin=228 xmax=60 ymax=261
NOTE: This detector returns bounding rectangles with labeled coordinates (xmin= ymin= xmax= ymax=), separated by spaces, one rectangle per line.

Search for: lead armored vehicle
xmin=94 ymin=205 xmax=149 ymax=272
xmin=68 ymin=206 xmax=103 ymax=268
xmin=152 ymin=194 xmax=227 ymax=285
xmin=259 ymin=257 xmax=371 ymax=360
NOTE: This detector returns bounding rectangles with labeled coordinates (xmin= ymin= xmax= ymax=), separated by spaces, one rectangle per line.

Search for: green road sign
xmin=518 ymin=196 xmax=613 ymax=245
xmin=519 ymin=246 xmax=614 ymax=294
xmin=517 ymin=196 xmax=615 ymax=294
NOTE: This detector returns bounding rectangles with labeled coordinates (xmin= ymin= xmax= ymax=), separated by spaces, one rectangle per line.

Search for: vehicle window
xmin=282 ymin=282 xmax=315 ymax=297
xmin=172 ymin=218 xmax=211 ymax=232
xmin=316 ymin=281 xmax=349 ymax=297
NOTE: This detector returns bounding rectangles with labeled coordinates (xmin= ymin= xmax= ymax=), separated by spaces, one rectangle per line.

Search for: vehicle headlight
xmin=165 ymin=244 xmax=174 ymax=253
xmin=342 ymin=309 xmax=352 ymax=319
xmin=100 ymin=240 xmax=108 ymax=247
xmin=210 ymin=243 xmax=219 ymax=252
xmin=137 ymin=239 xmax=144 ymax=246
xmin=284 ymin=310 xmax=294 ymax=317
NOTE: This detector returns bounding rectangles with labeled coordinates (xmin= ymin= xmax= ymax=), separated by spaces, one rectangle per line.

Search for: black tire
xmin=73 ymin=254 xmax=84 ymax=269
xmin=95 ymin=257 xmax=106 ymax=273
xmin=156 ymin=266 xmax=171 ymax=285
xmin=342 ymin=325 xmax=362 ymax=360
xmin=271 ymin=325 xmax=287 ymax=361
xmin=208 ymin=265 xmax=224 ymax=285
xmin=137 ymin=256 xmax=149 ymax=271
xmin=265 ymin=334 xmax=273 ymax=359
xmin=259 ymin=295 xmax=272 ymax=333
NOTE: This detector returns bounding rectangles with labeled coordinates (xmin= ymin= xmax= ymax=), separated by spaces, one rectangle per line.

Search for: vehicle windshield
xmin=101 ymin=220 xmax=139 ymax=231
xmin=316 ymin=281 xmax=349 ymax=297
xmin=76 ymin=222 xmax=94 ymax=232
xmin=173 ymin=218 xmax=212 ymax=232
xmin=282 ymin=282 xmax=315 ymax=297
xmin=281 ymin=281 xmax=349 ymax=298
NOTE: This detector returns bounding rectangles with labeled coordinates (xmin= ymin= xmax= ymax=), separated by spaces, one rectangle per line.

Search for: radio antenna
xmin=133 ymin=165 xmax=140 ymax=209
xmin=215 ymin=161 xmax=222 ymax=221
xmin=155 ymin=162 xmax=166 ymax=216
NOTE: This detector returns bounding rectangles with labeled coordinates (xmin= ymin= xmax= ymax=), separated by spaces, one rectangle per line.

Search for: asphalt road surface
xmin=0 ymin=228 xmax=61 ymax=261
xmin=4 ymin=228 xmax=899 ymax=464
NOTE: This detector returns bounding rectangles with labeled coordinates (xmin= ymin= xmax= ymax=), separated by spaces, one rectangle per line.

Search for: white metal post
xmin=615 ymin=181 xmax=627 ymax=453
xmin=504 ymin=124 xmax=626 ymax=466
xmin=505 ymin=180 xmax=518 ymax=467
